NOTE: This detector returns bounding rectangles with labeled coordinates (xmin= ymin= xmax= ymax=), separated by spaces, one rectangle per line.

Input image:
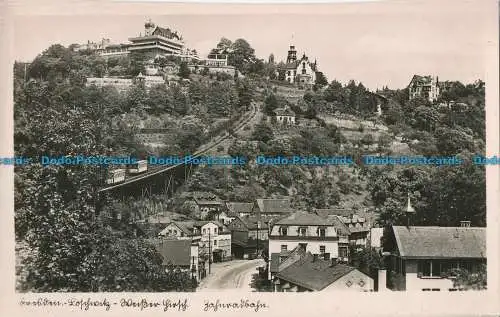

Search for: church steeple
xmin=287 ymin=45 xmax=297 ymax=64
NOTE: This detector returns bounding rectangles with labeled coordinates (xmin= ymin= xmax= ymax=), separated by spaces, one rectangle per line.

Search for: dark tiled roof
xmin=256 ymin=198 xmax=292 ymax=215
xmin=153 ymin=26 xmax=181 ymax=41
xmin=392 ymin=226 xmax=486 ymax=259
xmin=275 ymin=211 xmax=333 ymax=226
xmin=409 ymin=75 xmax=434 ymax=86
xmin=153 ymin=239 xmax=192 ymax=266
xmin=240 ymin=216 xmax=269 ymax=230
xmin=226 ymin=202 xmax=254 ymax=214
xmin=277 ymin=253 xmax=356 ymax=291
xmin=314 ymin=208 xmax=355 ymax=218
xmin=328 ymin=215 xmax=351 ymax=236
xmin=170 ymin=221 xmax=196 ymax=235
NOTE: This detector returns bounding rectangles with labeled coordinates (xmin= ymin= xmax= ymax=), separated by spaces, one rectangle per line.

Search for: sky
xmin=12 ymin=0 xmax=494 ymax=90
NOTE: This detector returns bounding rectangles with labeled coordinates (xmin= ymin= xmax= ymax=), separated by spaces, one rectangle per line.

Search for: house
xmin=273 ymin=251 xmax=374 ymax=292
xmin=382 ymin=224 xmax=486 ymax=291
xmin=281 ymin=45 xmax=317 ymax=87
xmin=189 ymin=53 xmax=236 ymax=76
xmin=268 ymin=210 xmax=341 ymax=277
xmin=408 ymin=75 xmax=440 ymax=102
xmin=370 ymin=227 xmax=384 ymax=249
xmin=152 ymin=239 xmax=205 ymax=282
xmin=229 ymin=215 xmax=269 ymax=259
xmin=273 ymin=107 xmax=296 ymax=126
xmin=255 ymin=198 xmax=293 ymax=217
xmin=128 ymin=20 xmax=184 ymax=58
xmin=225 ymin=202 xmax=255 ymax=217
xmin=214 ymin=209 xmax=238 ymax=226
xmin=180 ymin=191 xmax=224 ymax=219
xmin=158 ymin=220 xmax=232 ymax=263
xmin=314 ymin=208 xmax=370 ymax=247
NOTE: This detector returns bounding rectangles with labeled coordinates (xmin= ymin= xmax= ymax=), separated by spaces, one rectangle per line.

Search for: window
xmin=280 ymin=227 xmax=288 ymax=236
xmin=318 ymin=228 xmax=326 ymax=237
xmin=299 ymin=243 xmax=307 ymax=251
xmin=214 ymin=228 xmax=218 ymax=234
xmin=203 ymin=228 xmax=206 ymax=234
xmin=339 ymin=247 xmax=348 ymax=258
xmin=302 ymin=69 xmax=306 ymax=75
xmin=319 ymin=246 xmax=326 ymax=254
xmin=418 ymin=260 xmax=441 ymax=277
xmin=214 ymin=240 xmax=217 ymax=246
xmin=299 ymin=227 xmax=307 ymax=237
xmin=287 ymin=71 xmax=291 ymax=76
xmin=281 ymin=245 xmax=288 ymax=252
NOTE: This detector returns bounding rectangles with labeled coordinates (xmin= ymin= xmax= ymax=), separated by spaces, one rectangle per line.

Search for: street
xmin=197 ymin=259 xmax=265 ymax=291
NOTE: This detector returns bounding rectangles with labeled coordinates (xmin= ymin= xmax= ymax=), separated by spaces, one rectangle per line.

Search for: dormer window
xmin=299 ymin=227 xmax=307 ymax=237
xmin=280 ymin=226 xmax=288 ymax=236
xmin=318 ymin=227 xmax=326 ymax=237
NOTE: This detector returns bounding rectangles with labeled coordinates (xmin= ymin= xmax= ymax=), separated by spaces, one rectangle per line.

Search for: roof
xmin=274 ymin=211 xmax=333 ymax=226
xmin=328 ymin=215 xmax=351 ymax=236
xmin=392 ymin=226 xmax=486 ymax=259
xmin=153 ymin=26 xmax=182 ymax=41
xmin=314 ymin=208 xmax=355 ymax=218
xmin=274 ymin=108 xmax=295 ymax=117
xmin=276 ymin=253 xmax=357 ymax=291
xmin=195 ymin=200 xmax=223 ymax=206
xmin=226 ymin=202 xmax=254 ymax=214
xmin=160 ymin=221 xmax=196 ymax=236
xmin=256 ymin=198 xmax=292 ymax=215
xmin=409 ymin=75 xmax=435 ymax=87
xmin=153 ymin=239 xmax=192 ymax=266
xmin=180 ymin=191 xmax=219 ymax=200
xmin=160 ymin=220 xmax=225 ymax=235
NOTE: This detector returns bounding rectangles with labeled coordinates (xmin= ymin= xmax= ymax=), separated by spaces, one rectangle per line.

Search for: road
xmin=198 ymin=259 xmax=265 ymax=291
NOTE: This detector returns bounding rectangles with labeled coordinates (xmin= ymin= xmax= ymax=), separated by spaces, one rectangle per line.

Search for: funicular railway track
xmin=98 ymin=102 xmax=258 ymax=193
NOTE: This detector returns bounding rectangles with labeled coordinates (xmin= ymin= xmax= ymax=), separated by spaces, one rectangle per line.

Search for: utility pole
xmin=256 ymin=220 xmax=260 ymax=258
xmin=208 ymin=230 xmax=212 ymax=274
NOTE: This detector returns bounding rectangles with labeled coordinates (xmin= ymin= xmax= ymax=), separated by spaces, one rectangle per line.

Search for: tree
xmin=349 ymin=246 xmax=383 ymax=277
xmin=178 ymin=62 xmax=190 ymax=79
xmin=314 ymin=71 xmax=328 ymax=90
xmin=252 ymin=123 xmax=274 ymax=143
xmin=264 ymin=94 xmax=279 ymax=115
xmin=449 ymin=264 xmax=487 ymax=290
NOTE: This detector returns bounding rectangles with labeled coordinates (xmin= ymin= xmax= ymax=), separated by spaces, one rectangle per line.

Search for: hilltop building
xmin=74 ymin=20 xmax=199 ymax=61
xmin=279 ymin=45 xmax=318 ymax=87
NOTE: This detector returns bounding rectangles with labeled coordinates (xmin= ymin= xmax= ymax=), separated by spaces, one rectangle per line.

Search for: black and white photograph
xmin=2 ymin=0 xmax=499 ymax=313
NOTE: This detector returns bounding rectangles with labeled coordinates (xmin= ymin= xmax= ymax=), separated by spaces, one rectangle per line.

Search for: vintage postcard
xmin=1 ymin=0 xmax=499 ymax=316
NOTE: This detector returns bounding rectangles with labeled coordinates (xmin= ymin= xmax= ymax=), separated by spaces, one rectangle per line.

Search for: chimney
xmin=460 ymin=221 xmax=471 ymax=228
xmin=378 ymin=269 xmax=387 ymax=292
